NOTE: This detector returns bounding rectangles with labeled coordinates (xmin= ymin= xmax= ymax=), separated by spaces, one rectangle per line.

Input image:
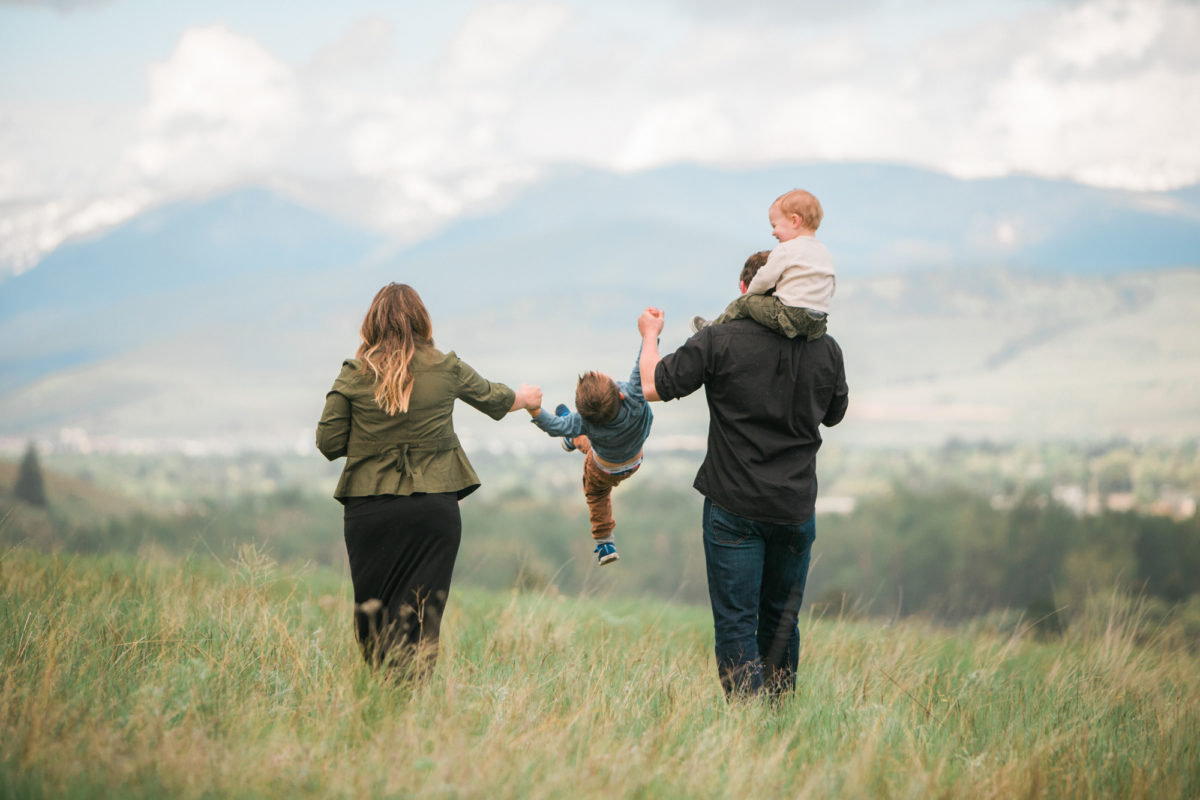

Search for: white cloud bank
xmin=1 ymin=0 xmax=1198 ymax=274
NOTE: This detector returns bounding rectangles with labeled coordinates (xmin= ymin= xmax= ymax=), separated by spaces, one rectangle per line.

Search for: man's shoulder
xmin=708 ymin=321 xmax=842 ymax=357
xmin=699 ymin=320 xmax=783 ymax=360
xmin=708 ymin=318 xmax=776 ymax=338
xmin=809 ymin=330 xmax=841 ymax=350
xmin=709 ymin=319 xmax=828 ymax=341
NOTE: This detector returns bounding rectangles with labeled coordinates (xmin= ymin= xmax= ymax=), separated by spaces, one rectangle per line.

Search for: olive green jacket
xmin=316 ymin=349 xmax=516 ymax=500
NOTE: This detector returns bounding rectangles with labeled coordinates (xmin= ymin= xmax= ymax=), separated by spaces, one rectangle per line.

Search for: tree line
xmin=4 ymin=461 xmax=1198 ymax=625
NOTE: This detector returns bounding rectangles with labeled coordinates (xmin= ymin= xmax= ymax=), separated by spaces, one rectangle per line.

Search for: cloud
xmin=453 ymin=0 xmax=1200 ymax=190
xmin=115 ymin=15 xmax=552 ymax=239
xmin=596 ymin=0 xmax=1200 ymax=189
xmin=438 ymin=0 xmax=571 ymax=87
xmin=131 ymin=10 xmax=571 ymax=200
xmin=1047 ymin=0 xmax=1163 ymax=69
xmin=0 ymin=0 xmax=114 ymax=9
xmin=950 ymin=0 xmax=1200 ymax=188
xmin=0 ymin=188 xmax=153 ymax=273
xmin=306 ymin=15 xmax=395 ymax=75
xmin=0 ymin=103 xmax=142 ymax=273
xmin=652 ymin=0 xmax=884 ymax=23
xmin=615 ymin=94 xmax=737 ymax=171
xmin=130 ymin=26 xmax=303 ymax=188
xmin=3 ymin=0 xmax=1199 ymax=276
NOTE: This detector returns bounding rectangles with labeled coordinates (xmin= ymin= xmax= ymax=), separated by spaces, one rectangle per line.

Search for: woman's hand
xmin=511 ymin=383 xmax=542 ymax=412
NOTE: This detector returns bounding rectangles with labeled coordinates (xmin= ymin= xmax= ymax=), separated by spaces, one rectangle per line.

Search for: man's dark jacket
xmin=654 ymin=320 xmax=848 ymax=524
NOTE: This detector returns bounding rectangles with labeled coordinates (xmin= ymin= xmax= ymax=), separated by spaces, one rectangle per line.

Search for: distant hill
xmin=402 ymin=162 xmax=1200 ymax=279
xmin=0 ymin=188 xmax=384 ymax=395
xmin=0 ymin=457 xmax=158 ymax=553
xmin=1 ymin=163 xmax=1198 ymax=451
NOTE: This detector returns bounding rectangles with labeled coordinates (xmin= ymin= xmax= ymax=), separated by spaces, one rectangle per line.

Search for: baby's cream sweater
xmin=745 ymin=235 xmax=836 ymax=313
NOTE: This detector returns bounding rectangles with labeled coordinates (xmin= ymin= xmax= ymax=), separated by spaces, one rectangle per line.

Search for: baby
xmin=692 ymin=189 xmax=834 ymax=340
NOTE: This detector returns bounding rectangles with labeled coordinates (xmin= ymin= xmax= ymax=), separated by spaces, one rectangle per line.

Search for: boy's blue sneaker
xmin=555 ymin=403 xmax=576 ymax=452
xmin=594 ymin=541 xmax=619 ymax=566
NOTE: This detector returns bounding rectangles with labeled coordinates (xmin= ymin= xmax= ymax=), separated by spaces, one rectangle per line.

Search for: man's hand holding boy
xmin=638 ymin=307 xmax=665 ymax=339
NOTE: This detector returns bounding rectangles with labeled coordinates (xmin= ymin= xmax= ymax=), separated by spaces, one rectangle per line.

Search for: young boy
xmin=692 ymin=189 xmax=835 ymax=340
xmin=527 ymin=351 xmax=653 ymax=565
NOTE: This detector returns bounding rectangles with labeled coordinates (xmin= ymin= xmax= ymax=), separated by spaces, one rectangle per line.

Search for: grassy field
xmin=2 ymin=544 xmax=1198 ymax=799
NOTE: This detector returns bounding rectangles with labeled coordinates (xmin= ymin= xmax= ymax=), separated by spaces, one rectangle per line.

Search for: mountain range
xmin=1 ymin=162 xmax=1198 ymax=452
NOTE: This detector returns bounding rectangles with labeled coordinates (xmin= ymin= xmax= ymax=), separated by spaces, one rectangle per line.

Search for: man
xmin=637 ymin=270 xmax=848 ymax=700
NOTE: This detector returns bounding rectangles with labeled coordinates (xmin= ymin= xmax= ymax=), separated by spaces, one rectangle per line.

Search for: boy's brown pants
xmin=573 ymin=436 xmax=640 ymax=540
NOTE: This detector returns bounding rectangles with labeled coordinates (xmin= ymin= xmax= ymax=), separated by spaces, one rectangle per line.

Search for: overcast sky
xmin=1 ymin=0 xmax=1198 ymax=275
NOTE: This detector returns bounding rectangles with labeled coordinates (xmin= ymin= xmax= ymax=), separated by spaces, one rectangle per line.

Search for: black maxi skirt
xmin=342 ymin=492 xmax=462 ymax=678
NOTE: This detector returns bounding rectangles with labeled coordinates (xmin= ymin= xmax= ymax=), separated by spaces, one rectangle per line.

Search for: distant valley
xmin=1 ymin=162 xmax=1198 ymax=452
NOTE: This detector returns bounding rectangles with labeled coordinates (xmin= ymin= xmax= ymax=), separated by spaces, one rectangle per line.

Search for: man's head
xmin=576 ymin=371 xmax=622 ymax=424
xmin=739 ymin=250 xmax=771 ymax=292
xmin=769 ymin=189 xmax=823 ymax=242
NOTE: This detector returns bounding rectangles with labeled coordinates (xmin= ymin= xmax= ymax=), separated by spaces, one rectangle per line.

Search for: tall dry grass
xmin=2 ymin=544 xmax=1197 ymax=799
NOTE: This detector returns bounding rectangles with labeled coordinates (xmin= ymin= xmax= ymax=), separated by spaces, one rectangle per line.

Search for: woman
xmin=316 ymin=283 xmax=540 ymax=679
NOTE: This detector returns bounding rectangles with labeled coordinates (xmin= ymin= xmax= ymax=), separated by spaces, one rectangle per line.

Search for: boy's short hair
xmin=740 ymin=250 xmax=771 ymax=286
xmin=576 ymin=371 xmax=621 ymax=425
xmin=773 ymin=189 xmax=823 ymax=231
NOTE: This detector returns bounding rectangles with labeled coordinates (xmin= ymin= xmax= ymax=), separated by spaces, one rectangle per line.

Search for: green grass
xmin=2 ymin=544 xmax=1198 ymax=799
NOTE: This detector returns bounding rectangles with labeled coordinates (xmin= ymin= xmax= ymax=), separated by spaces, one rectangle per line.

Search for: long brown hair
xmin=356 ymin=283 xmax=433 ymax=415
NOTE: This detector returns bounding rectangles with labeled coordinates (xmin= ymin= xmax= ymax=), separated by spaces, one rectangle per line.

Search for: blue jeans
xmin=702 ymin=497 xmax=816 ymax=699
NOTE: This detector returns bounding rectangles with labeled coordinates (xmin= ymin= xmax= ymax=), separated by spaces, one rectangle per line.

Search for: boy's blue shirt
xmin=530 ymin=349 xmax=653 ymax=463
